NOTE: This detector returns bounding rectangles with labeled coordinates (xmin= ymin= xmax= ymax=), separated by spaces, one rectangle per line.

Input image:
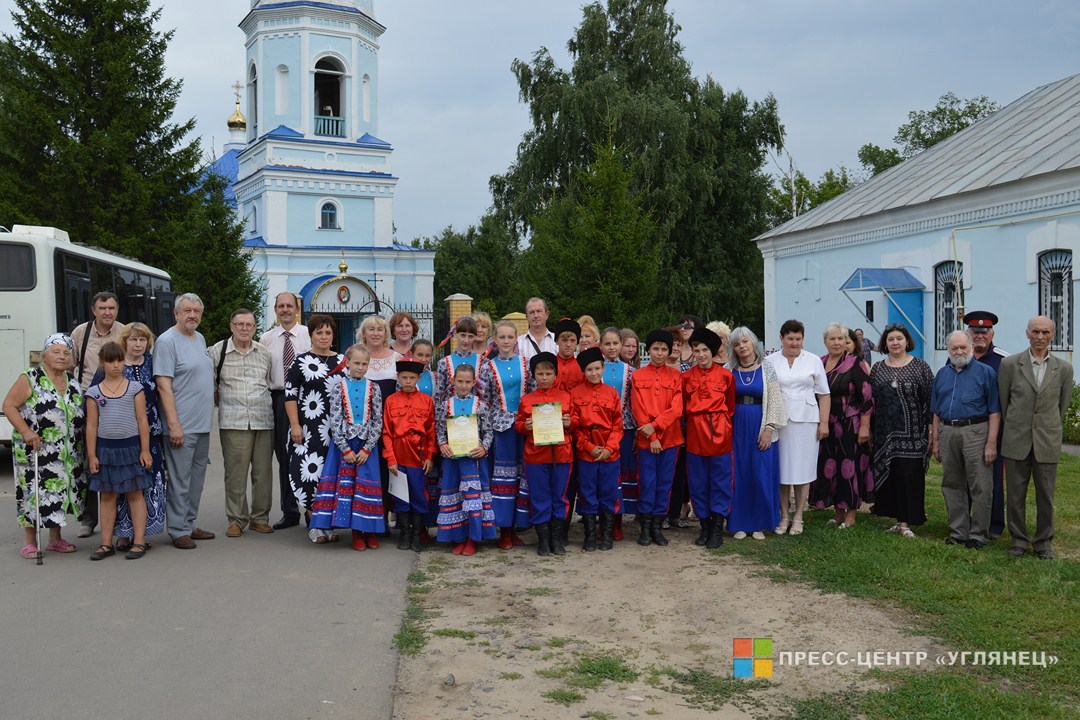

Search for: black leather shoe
xmin=273 ymin=515 xmax=301 ymax=530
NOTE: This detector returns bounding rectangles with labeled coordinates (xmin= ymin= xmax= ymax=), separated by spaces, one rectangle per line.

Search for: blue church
xmin=214 ymin=0 xmax=434 ymax=343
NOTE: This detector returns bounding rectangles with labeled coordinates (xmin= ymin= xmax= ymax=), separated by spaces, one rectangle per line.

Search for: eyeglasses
xmin=678 ymin=323 xmax=694 ymax=330
xmin=231 ymin=322 xmax=256 ymax=329
xmin=884 ymin=323 xmax=907 ymax=332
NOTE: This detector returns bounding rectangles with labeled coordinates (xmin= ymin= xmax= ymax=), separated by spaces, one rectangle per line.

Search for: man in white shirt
xmin=259 ymin=292 xmax=312 ymax=529
xmin=516 ymin=297 xmax=557 ymax=361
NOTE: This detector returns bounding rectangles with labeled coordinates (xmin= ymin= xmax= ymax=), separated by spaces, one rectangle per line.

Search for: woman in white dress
xmin=764 ymin=319 xmax=830 ymax=535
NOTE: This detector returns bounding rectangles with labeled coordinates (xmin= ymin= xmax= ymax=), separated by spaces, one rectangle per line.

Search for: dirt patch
xmin=391 ymin=523 xmax=947 ymax=719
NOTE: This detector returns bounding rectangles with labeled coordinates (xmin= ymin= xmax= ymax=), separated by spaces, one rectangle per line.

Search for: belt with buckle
xmin=735 ymin=396 xmax=763 ymax=405
xmin=940 ymin=415 xmax=988 ymax=427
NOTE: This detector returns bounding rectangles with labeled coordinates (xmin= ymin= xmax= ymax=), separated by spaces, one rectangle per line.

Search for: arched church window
xmin=248 ymin=63 xmax=258 ymax=134
xmin=314 ymin=57 xmax=345 ymax=137
xmin=320 ymin=202 xmax=339 ymax=230
xmin=934 ymin=261 xmax=964 ymax=350
xmin=1039 ymin=250 xmax=1073 ymax=350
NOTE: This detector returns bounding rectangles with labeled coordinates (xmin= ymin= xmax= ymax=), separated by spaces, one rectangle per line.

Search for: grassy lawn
xmin=722 ymin=454 xmax=1080 ymax=719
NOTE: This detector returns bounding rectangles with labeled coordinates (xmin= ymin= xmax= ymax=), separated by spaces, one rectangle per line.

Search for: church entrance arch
xmin=306 ymin=275 xmax=384 ymax=351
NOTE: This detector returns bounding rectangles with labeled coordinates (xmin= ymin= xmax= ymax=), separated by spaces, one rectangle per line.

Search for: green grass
xmin=571 ymin=654 xmax=639 ymax=683
xmin=432 ymin=628 xmax=477 ymax=639
xmin=546 ymin=635 xmax=574 ymax=648
xmin=721 ymin=455 xmax=1080 ymax=717
xmin=582 ymin=712 xmax=615 ymax=720
xmin=541 ymin=688 xmax=585 ymax=706
xmin=392 ymin=597 xmax=429 ymax=656
xmin=662 ymin=667 xmax=771 ymax=713
xmin=499 ymin=671 xmax=524 ymax=680
xmin=524 ymin=586 xmax=559 ymax=596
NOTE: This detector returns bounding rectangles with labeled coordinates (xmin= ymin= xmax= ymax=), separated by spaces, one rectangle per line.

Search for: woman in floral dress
xmin=3 ymin=334 xmax=87 ymax=558
xmin=285 ymin=315 xmax=346 ymax=520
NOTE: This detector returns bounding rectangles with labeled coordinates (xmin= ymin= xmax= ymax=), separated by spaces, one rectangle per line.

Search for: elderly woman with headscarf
xmin=3 ymin=334 xmax=88 ymax=558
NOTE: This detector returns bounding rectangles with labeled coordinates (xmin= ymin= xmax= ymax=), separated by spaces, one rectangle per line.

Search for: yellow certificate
xmin=532 ymin=402 xmax=565 ymax=446
xmin=447 ymin=414 xmax=480 ymax=457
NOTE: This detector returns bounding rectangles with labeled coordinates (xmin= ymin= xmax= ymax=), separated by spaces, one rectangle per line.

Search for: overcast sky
xmin=2 ymin=1 xmax=1077 ymax=243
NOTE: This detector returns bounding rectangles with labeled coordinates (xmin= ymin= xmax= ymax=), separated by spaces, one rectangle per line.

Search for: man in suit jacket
xmin=997 ymin=316 xmax=1074 ymax=559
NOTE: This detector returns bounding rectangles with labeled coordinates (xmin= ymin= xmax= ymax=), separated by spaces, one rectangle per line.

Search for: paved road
xmin=0 ymin=428 xmax=412 ymax=720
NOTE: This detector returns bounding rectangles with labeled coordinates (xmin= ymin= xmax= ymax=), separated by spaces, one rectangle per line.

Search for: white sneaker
xmin=733 ymin=531 xmax=747 ymax=540
xmin=752 ymin=531 xmax=766 ymax=540
xmin=77 ymin=523 xmax=94 ymax=538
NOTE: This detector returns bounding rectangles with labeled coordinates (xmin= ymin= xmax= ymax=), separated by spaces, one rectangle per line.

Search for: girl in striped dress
xmin=315 ymin=345 xmax=384 ymax=550
xmin=478 ymin=321 xmax=532 ymax=548
xmin=436 ymin=364 xmax=496 ymax=554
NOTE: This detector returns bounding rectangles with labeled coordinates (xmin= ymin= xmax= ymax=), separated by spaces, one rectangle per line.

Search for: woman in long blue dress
xmin=727 ymin=327 xmax=787 ymax=539
xmin=90 ymin=323 xmax=165 ymax=549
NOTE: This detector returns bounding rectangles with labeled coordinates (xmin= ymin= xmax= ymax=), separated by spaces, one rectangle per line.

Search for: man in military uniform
xmin=964 ymin=311 xmax=1009 ymax=538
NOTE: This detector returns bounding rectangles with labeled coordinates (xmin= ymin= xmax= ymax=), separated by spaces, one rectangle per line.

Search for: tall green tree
xmin=859 ymin=92 xmax=1000 ymax=176
xmin=490 ymin=0 xmax=781 ymax=331
xmin=519 ymin=138 xmax=659 ymax=329
xmin=413 ymin=212 xmax=520 ymax=317
xmin=167 ymin=170 xmax=264 ymax=341
xmin=767 ymin=165 xmax=855 ymax=227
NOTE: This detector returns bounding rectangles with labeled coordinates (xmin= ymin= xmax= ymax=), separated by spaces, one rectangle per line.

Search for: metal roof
xmin=839 ymin=268 xmax=925 ymax=292
xmin=758 ymin=73 xmax=1080 ymax=241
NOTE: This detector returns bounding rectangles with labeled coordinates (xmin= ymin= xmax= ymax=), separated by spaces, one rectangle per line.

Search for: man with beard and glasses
xmin=930 ymin=330 xmax=1000 ymax=550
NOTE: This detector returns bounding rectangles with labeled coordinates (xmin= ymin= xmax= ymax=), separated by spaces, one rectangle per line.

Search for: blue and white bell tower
xmin=226 ymin=0 xmax=434 ymax=341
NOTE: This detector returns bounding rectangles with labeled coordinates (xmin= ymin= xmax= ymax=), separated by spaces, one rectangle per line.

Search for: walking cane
xmin=33 ymin=449 xmax=43 ymax=566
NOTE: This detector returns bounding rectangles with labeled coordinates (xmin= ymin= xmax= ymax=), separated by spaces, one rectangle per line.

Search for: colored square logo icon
xmin=732 ymin=637 xmax=773 ymax=679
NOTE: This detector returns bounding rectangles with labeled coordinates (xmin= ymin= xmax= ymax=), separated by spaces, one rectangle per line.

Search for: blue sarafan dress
xmin=602 ymin=358 xmax=636 ymax=514
xmin=313 ymin=377 xmax=384 ymax=533
xmin=436 ymin=394 xmax=497 ymax=543
xmin=728 ymin=366 xmax=781 ymax=533
xmin=478 ymin=354 xmax=531 ymax=528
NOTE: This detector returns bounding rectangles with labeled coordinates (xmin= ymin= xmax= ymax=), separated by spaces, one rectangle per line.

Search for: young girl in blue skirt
xmin=85 ymin=342 xmax=152 ymax=560
xmin=436 ymin=363 xmax=496 ymax=555
xmin=314 ymin=344 xmax=385 ymax=550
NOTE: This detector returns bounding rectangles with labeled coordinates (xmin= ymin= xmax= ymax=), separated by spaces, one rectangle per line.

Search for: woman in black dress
xmin=870 ymin=324 xmax=934 ymax=537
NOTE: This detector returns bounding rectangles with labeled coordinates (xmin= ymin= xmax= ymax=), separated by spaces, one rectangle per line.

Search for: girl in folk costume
xmin=314 ymin=345 xmax=385 ymax=550
xmin=479 ymin=321 xmax=532 ymax=548
xmin=436 ymin=364 xmax=497 ymax=554
xmin=436 ymin=316 xmax=482 ymax=407
xmin=601 ymin=327 xmax=635 ymax=541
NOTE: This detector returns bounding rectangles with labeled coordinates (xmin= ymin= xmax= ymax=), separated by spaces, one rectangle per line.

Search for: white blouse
xmin=765 ymin=350 xmax=829 ymax=424
xmin=364 ymin=350 xmax=403 ymax=382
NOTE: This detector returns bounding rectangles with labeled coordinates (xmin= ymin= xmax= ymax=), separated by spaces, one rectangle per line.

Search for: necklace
xmin=102 ymin=379 xmax=125 ymax=396
xmin=738 ymin=364 xmax=758 ymax=385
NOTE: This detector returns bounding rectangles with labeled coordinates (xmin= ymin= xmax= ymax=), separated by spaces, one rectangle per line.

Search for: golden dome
xmin=227 ymin=102 xmax=247 ymax=130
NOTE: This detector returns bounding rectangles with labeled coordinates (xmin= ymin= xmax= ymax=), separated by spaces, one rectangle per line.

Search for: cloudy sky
xmin=2 ymin=1 xmax=1077 ymax=243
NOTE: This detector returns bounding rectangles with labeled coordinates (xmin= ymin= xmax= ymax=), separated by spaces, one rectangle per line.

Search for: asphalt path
xmin=0 ymin=428 xmax=413 ymax=720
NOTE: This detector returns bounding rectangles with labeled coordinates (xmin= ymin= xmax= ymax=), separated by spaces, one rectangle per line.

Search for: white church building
xmin=213 ymin=0 xmax=434 ymax=343
xmin=756 ymin=73 xmax=1080 ymax=367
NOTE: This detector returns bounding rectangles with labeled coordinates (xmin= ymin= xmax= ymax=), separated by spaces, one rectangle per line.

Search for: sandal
xmin=21 ymin=544 xmax=39 ymax=560
xmin=886 ymin=523 xmax=902 ymax=533
xmin=116 ymin=538 xmax=133 ymax=552
xmin=789 ymin=519 xmax=804 ymax=536
xmin=309 ymin=529 xmax=329 ymax=544
xmin=45 ymin=539 xmax=77 ymax=553
xmin=326 ymin=531 xmax=340 ymax=543
xmin=90 ymin=544 xmax=115 ymax=561
xmin=125 ymin=543 xmax=148 ymax=559
xmin=774 ymin=517 xmax=791 ymax=535
xmin=900 ymin=527 xmax=916 ymax=539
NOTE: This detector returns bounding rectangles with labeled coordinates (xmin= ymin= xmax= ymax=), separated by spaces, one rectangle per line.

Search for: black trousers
xmin=271 ymin=390 xmax=300 ymax=520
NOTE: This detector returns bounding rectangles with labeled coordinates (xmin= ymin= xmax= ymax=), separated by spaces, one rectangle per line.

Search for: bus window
xmin=64 ymin=272 xmax=91 ymax=332
xmin=0 ymin=243 xmax=36 ymax=290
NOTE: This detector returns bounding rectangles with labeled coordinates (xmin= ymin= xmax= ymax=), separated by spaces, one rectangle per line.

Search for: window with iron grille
xmin=935 ymin=261 xmax=964 ymax=350
xmin=1038 ymin=249 xmax=1072 ymax=351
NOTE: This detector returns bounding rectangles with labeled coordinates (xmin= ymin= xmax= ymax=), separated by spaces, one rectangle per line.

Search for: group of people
xmin=4 ymin=290 xmax=1069 ymax=562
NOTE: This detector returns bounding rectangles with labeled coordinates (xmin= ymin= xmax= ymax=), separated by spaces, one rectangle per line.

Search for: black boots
xmin=695 ymin=517 xmax=711 ymax=546
xmin=396 ymin=512 xmax=412 ymax=550
xmin=650 ymin=516 xmax=669 ymax=546
xmin=637 ymin=515 xmax=652 ymax=546
xmin=535 ymin=522 xmax=551 ymax=556
xmin=550 ymin=518 xmax=567 ymax=555
xmin=706 ymin=515 xmax=724 ymax=549
xmin=582 ymin=515 xmax=598 ymax=552
xmin=409 ymin=510 xmax=423 ymax=552
xmin=598 ymin=510 xmax=614 ymax=551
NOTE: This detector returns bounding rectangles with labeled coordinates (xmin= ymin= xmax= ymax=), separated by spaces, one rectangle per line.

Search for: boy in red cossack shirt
xmin=682 ymin=328 xmax=736 ymax=549
xmin=515 ymin=352 xmax=573 ymax=557
xmin=630 ymin=329 xmax=684 ymax=547
xmin=383 ymin=357 xmax=436 ymax=552
xmin=569 ymin=347 xmax=623 ymax=552
xmin=552 ymin=318 xmax=585 ymax=394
